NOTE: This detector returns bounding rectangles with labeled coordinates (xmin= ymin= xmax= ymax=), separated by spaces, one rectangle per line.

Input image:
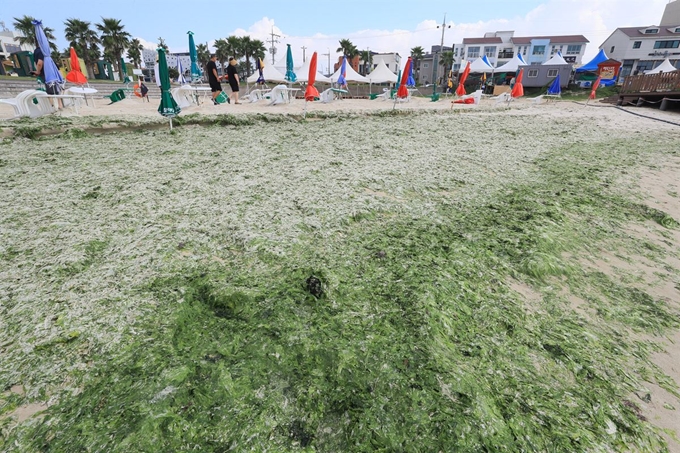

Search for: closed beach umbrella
xmin=32 ymin=20 xmax=63 ymax=89
xmin=547 ymin=74 xmax=561 ymax=96
xmin=157 ymin=48 xmax=181 ymax=129
xmin=456 ymin=61 xmax=471 ymax=96
xmin=256 ymin=57 xmax=265 ymax=85
xmin=66 ymin=47 xmax=87 ymax=84
xmin=397 ymin=57 xmax=412 ymax=99
xmin=406 ymin=59 xmax=415 ymax=87
xmin=285 ymin=44 xmax=297 ymax=83
xmin=589 ymin=76 xmax=602 ymax=100
xmin=511 ymin=68 xmax=524 ymax=98
xmin=305 ymin=52 xmax=320 ymax=101
xmin=177 ymin=57 xmax=187 ymax=84
xmin=188 ymin=31 xmax=201 ymax=82
xmin=337 ymin=56 xmax=347 ymax=86
xmin=120 ymin=57 xmax=131 ymax=83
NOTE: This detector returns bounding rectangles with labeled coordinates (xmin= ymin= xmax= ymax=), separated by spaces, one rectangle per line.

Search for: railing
xmin=498 ymin=52 xmax=514 ymax=59
xmin=620 ymin=72 xmax=680 ymax=94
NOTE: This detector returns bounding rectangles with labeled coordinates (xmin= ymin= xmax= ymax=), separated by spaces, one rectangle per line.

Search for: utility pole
xmin=268 ymin=27 xmax=281 ymax=65
xmin=323 ymin=48 xmax=331 ymax=76
xmin=301 ymin=46 xmax=307 ymax=63
xmin=434 ymin=14 xmax=450 ymax=95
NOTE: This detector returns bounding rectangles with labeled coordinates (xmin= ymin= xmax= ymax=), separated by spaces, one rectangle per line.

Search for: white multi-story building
xmin=367 ymin=52 xmax=401 ymax=73
xmin=0 ymin=22 xmax=35 ymax=74
xmin=457 ymin=31 xmax=589 ymax=70
xmin=599 ymin=0 xmax=680 ymax=77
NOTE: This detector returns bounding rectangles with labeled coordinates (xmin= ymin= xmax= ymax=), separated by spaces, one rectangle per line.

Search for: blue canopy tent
xmin=575 ymin=49 xmax=608 ymax=73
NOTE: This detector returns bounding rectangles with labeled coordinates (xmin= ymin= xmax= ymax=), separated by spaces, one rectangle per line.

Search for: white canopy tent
xmin=543 ymin=53 xmax=569 ymax=66
xmin=295 ymin=58 xmax=332 ymax=83
xmin=496 ymin=54 xmax=528 ymax=72
xmin=646 ymin=58 xmax=678 ymax=74
xmin=246 ymin=64 xmax=287 ymax=84
xmin=366 ymin=60 xmax=398 ymax=84
xmin=468 ymin=55 xmax=494 ymax=73
xmin=330 ymin=62 xmax=368 ymax=83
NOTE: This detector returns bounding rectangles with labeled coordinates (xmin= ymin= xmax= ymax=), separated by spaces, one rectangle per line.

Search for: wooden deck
xmin=618 ymin=72 xmax=680 ymax=110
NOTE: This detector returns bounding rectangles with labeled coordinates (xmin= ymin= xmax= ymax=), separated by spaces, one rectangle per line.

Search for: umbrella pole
xmin=170 ymin=118 xmax=173 ymax=130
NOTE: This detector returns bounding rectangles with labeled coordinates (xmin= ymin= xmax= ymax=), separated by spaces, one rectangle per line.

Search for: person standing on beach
xmin=226 ymin=57 xmax=241 ymax=104
xmin=207 ymin=55 xmax=224 ymax=105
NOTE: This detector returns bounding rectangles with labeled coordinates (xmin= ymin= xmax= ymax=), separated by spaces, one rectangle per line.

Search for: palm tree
xmin=126 ymin=38 xmax=143 ymax=69
xmin=213 ymin=38 xmax=230 ymax=76
xmin=248 ymin=39 xmax=267 ymax=76
xmin=439 ymin=51 xmax=454 ymax=86
xmin=157 ymin=37 xmax=169 ymax=52
xmin=96 ymin=18 xmax=131 ymax=80
xmin=13 ymin=15 xmax=58 ymax=54
xmin=226 ymin=35 xmax=241 ymax=60
xmin=239 ymin=35 xmax=253 ymax=77
xmin=337 ymin=39 xmax=358 ymax=59
xmin=196 ymin=43 xmax=209 ymax=73
xmin=64 ymin=18 xmax=100 ymax=79
xmin=410 ymin=46 xmax=425 ymax=82
xmin=360 ymin=50 xmax=372 ymax=76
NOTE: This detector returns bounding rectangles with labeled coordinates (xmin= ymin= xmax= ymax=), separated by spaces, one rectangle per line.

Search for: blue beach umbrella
xmin=188 ymin=31 xmax=202 ymax=82
xmin=547 ymin=74 xmax=561 ymax=96
xmin=337 ymin=56 xmax=347 ymax=86
xmin=406 ymin=61 xmax=415 ymax=87
xmin=31 ymin=20 xmax=63 ymax=89
xmin=256 ymin=57 xmax=265 ymax=85
xmin=157 ymin=48 xmax=181 ymax=129
xmin=285 ymin=44 xmax=297 ymax=83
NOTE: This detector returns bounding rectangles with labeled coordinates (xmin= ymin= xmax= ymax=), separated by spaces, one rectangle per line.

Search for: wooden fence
xmin=620 ymin=72 xmax=680 ymax=95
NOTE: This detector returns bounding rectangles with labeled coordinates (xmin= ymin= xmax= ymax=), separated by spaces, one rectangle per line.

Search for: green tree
xmin=126 ymin=38 xmax=143 ymax=69
xmin=240 ymin=36 xmax=266 ymax=77
xmin=337 ymin=38 xmax=358 ymax=58
xmin=360 ymin=50 xmax=372 ymax=75
xmin=226 ymin=35 xmax=242 ymax=60
xmin=64 ymin=18 xmax=100 ymax=79
xmin=213 ymin=38 xmax=230 ymax=76
xmin=410 ymin=46 xmax=425 ymax=83
xmin=439 ymin=51 xmax=454 ymax=76
xmin=96 ymin=18 xmax=131 ymax=80
xmin=196 ymin=43 xmax=209 ymax=74
xmin=157 ymin=37 xmax=169 ymax=52
xmin=13 ymin=15 xmax=58 ymax=55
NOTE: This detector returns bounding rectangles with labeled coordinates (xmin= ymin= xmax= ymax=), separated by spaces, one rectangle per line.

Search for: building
xmin=0 ymin=22 xmax=35 ymax=75
xmin=599 ymin=0 xmax=680 ymax=77
xmin=455 ymin=31 xmax=589 ymax=71
xmin=360 ymin=52 xmax=401 ymax=75
xmin=417 ymin=45 xmax=452 ymax=86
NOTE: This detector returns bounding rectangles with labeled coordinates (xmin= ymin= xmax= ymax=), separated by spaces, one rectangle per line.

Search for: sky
xmin=1 ymin=0 xmax=673 ymax=72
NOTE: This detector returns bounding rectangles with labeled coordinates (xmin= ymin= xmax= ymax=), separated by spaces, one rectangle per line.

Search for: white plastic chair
xmin=268 ymin=85 xmax=290 ymax=105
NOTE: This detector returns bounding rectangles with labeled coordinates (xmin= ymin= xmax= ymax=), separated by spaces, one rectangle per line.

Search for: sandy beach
xmin=1 ymin=93 xmax=679 ymax=451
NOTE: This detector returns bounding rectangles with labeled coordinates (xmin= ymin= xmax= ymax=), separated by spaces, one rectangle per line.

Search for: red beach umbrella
xmin=305 ymin=52 xmax=320 ymax=101
xmin=511 ymin=68 xmax=524 ymax=98
xmin=589 ymin=76 xmax=602 ymax=100
xmin=66 ymin=47 xmax=88 ymax=85
xmin=397 ymin=57 xmax=412 ymax=99
xmin=456 ymin=61 xmax=471 ymax=96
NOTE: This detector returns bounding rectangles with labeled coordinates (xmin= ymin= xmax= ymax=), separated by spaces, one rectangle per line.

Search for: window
xmin=633 ymin=41 xmax=642 ymax=49
xmin=566 ymin=45 xmax=582 ymax=55
xmin=484 ymin=46 xmax=496 ymax=57
xmin=532 ymin=45 xmax=546 ymax=55
xmin=467 ymin=46 xmax=480 ymax=58
xmin=676 ymin=27 xmax=680 ymax=33
xmin=654 ymin=40 xmax=680 ymax=49
xmin=527 ymin=69 xmax=539 ymax=77
xmin=610 ymin=46 xmax=615 ymax=53
xmin=522 ymin=46 xmax=527 ymax=55
xmin=423 ymin=62 xmax=429 ymax=68
xmin=551 ymin=45 xmax=557 ymax=55
xmin=635 ymin=60 xmax=654 ymax=72
xmin=644 ymin=28 xmax=659 ymax=34
xmin=547 ymin=69 xmax=559 ymax=77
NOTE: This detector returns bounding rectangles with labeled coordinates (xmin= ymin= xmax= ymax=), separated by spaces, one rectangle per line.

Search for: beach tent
xmin=576 ymin=49 xmax=608 ymax=73
xmin=496 ymin=54 xmax=527 ymax=72
xmin=646 ymin=58 xmax=678 ymax=74
xmin=330 ymin=61 xmax=368 ymax=83
xmin=543 ymin=53 xmax=569 ymax=66
xmin=469 ymin=55 xmax=494 ymax=73
xmin=246 ymin=63 xmax=287 ymax=83
xmin=366 ymin=60 xmax=398 ymax=84
xmin=295 ymin=57 xmax=331 ymax=83
xmin=518 ymin=53 xmax=529 ymax=65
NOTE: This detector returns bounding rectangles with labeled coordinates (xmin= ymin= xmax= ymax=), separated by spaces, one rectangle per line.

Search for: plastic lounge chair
xmin=243 ymin=88 xmax=269 ymax=103
xmin=319 ymin=88 xmax=348 ymax=104
xmin=452 ymin=89 xmax=483 ymax=108
xmin=106 ymin=89 xmax=126 ymax=104
xmin=492 ymin=92 xmax=512 ymax=105
xmin=171 ymin=86 xmax=194 ymax=109
xmin=2 ymin=90 xmax=55 ymax=118
xmin=268 ymin=85 xmax=290 ymax=105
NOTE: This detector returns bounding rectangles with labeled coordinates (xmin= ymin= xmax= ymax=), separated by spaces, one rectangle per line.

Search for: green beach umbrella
xmin=157 ymin=48 xmax=180 ymax=129
xmin=120 ymin=57 xmax=131 ymax=83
